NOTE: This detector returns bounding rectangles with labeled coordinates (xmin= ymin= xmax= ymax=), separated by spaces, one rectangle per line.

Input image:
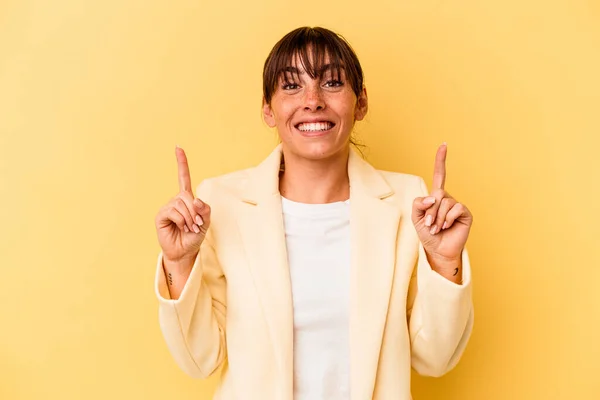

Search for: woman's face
xmin=263 ymin=53 xmax=368 ymax=161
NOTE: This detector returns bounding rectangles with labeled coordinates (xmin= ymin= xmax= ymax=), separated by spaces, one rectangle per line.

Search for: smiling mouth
xmin=295 ymin=121 xmax=335 ymax=133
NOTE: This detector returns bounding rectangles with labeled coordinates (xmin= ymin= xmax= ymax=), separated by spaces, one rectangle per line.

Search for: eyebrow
xmin=279 ymin=63 xmax=346 ymax=76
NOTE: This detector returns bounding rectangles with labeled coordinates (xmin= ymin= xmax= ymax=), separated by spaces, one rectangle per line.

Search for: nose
xmin=303 ymin=85 xmax=325 ymax=112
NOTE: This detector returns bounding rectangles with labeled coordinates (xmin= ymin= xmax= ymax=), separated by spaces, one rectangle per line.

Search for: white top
xmin=281 ymin=196 xmax=351 ymax=400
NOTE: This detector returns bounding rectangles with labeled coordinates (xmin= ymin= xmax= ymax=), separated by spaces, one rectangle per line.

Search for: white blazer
xmin=155 ymin=144 xmax=474 ymax=399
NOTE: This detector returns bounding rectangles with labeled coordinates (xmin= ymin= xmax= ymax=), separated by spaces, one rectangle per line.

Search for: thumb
xmin=412 ymin=196 xmax=436 ymax=223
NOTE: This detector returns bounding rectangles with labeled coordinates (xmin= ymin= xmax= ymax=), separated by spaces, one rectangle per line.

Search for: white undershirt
xmin=281 ymin=196 xmax=351 ymax=400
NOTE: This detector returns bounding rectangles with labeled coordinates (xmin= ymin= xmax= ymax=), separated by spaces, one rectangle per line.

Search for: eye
xmin=324 ymin=80 xmax=344 ymax=88
xmin=282 ymin=82 xmax=300 ymax=90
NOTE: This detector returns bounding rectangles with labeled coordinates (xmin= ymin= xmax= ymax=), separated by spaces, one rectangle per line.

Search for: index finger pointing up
xmin=175 ymin=146 xmax=193 ymax=194
xmin=432 ymin=142 xmax=447 ymax=190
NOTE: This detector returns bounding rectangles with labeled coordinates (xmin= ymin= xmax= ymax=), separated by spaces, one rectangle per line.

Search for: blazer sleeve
xmin=154 ymin=179 xmax=227 ymax=379
xmin=406 ymin=177 xmax=474 ymax=377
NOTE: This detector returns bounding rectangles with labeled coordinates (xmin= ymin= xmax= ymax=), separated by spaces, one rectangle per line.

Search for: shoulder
xmin=194 ymin=168 xmax=253 ymax=201
xmin=350 ymin=149 xmax=428 ymax=199
xmin=375 ymin=168 xmax=429 ymax=198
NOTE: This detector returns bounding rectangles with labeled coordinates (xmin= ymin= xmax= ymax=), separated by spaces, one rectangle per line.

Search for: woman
xmin=154 ymin=26 xmax=474 ymax=400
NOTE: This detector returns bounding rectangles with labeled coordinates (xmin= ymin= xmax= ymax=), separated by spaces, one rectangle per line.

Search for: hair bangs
xmin=263 ymin=27 xmax=364 ymax=104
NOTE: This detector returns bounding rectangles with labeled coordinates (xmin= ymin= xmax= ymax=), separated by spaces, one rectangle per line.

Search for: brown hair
xmin=262 ymin=26 xmax=365 ymax=105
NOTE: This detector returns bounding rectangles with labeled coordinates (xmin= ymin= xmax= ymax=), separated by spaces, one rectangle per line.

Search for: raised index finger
xmin=432 ymin=143 xmax=447 ymax=190
xmin=175 ymin=146 xmax=193 ymax=193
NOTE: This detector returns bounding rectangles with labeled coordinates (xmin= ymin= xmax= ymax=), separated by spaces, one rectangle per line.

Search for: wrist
xmin=163 ymin=252 xmax=198 ymax=274
xmin=424 ymin=250 xmax=463 ymax=283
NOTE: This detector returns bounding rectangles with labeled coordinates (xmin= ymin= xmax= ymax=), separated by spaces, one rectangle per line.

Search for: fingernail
xmin=194 ymin=198 xmax=204 ymax=209
xmin=442 ymin=221 xmax=447 ymax=230
xmin=430 ymin=225 xmax=437 ymax=235
xmin=423 ymin=197 xmax=435 ymax=205
xmin=195 ymin=215 xmax=204 ymax=226
xmin=184 ymin=225 xmax=189 ymax=233
xmin=193 ymin=224 xmax=200 ymax=233
xmin=176 ymin=144 xmax=180 ymax=149
xmin=442 ymin=141 xmax=447 ymax=146
xmin=425 ymin=215 xmax=433 ymax=227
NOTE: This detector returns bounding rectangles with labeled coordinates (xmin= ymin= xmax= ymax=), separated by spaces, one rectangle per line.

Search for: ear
xmin=262 ymin=97 xmax=277 ymax=128
xmin=354 ymin=86 xmax=369 ymax=122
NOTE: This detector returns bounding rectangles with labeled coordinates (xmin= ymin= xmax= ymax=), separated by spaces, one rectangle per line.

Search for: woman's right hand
xmin=155 ymin=146 xmax=211 ymax=267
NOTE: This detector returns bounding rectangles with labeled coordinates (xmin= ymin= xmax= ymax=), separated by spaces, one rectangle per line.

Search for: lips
xmin=295 ymin=121 xmax=335 ymax=132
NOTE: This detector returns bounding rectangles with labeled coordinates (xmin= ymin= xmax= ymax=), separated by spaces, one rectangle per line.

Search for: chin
xmin=292 ymin=140 xmax=349 ymax=161
xmin=280 ymin=124 xmax=352 ymax=161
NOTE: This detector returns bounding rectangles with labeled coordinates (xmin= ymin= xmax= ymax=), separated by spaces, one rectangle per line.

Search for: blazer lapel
xmin=347 ymin=148 xmax=402 ymax=400
xmin=236 ymin=145 xmax=294 ymax=397
xmin=235 ymin=145 xmax=401 ymax=400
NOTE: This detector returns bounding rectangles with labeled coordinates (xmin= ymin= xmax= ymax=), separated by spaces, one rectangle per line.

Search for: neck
xmin=278 ymin=147 xmax=350 ymax=204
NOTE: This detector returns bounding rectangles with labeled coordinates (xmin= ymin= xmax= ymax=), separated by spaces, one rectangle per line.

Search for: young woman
xmin=154 ymin=26 xmax=474 ymax=400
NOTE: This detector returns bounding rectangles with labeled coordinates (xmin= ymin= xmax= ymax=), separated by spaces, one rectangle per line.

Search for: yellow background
xmin=1 ymin=0 xmax=598 ymax=399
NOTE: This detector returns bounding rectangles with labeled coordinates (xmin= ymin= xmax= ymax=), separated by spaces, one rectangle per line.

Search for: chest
xmin=282 ymin=205 xmax=351 ymax=330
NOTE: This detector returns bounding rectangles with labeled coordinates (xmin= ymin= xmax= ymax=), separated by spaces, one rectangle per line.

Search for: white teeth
xmin=297 ymin=122 xmax=332 ymax=132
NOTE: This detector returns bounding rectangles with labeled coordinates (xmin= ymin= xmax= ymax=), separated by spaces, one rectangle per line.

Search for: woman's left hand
xmin=411 ymin=144 xmax=473 ymax=267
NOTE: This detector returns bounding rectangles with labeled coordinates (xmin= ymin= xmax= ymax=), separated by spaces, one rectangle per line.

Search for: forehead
xmin=278 ymin=48 xmax=345 ymax=78
xmin=288 ymin=49 xmax=331 ymax=66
